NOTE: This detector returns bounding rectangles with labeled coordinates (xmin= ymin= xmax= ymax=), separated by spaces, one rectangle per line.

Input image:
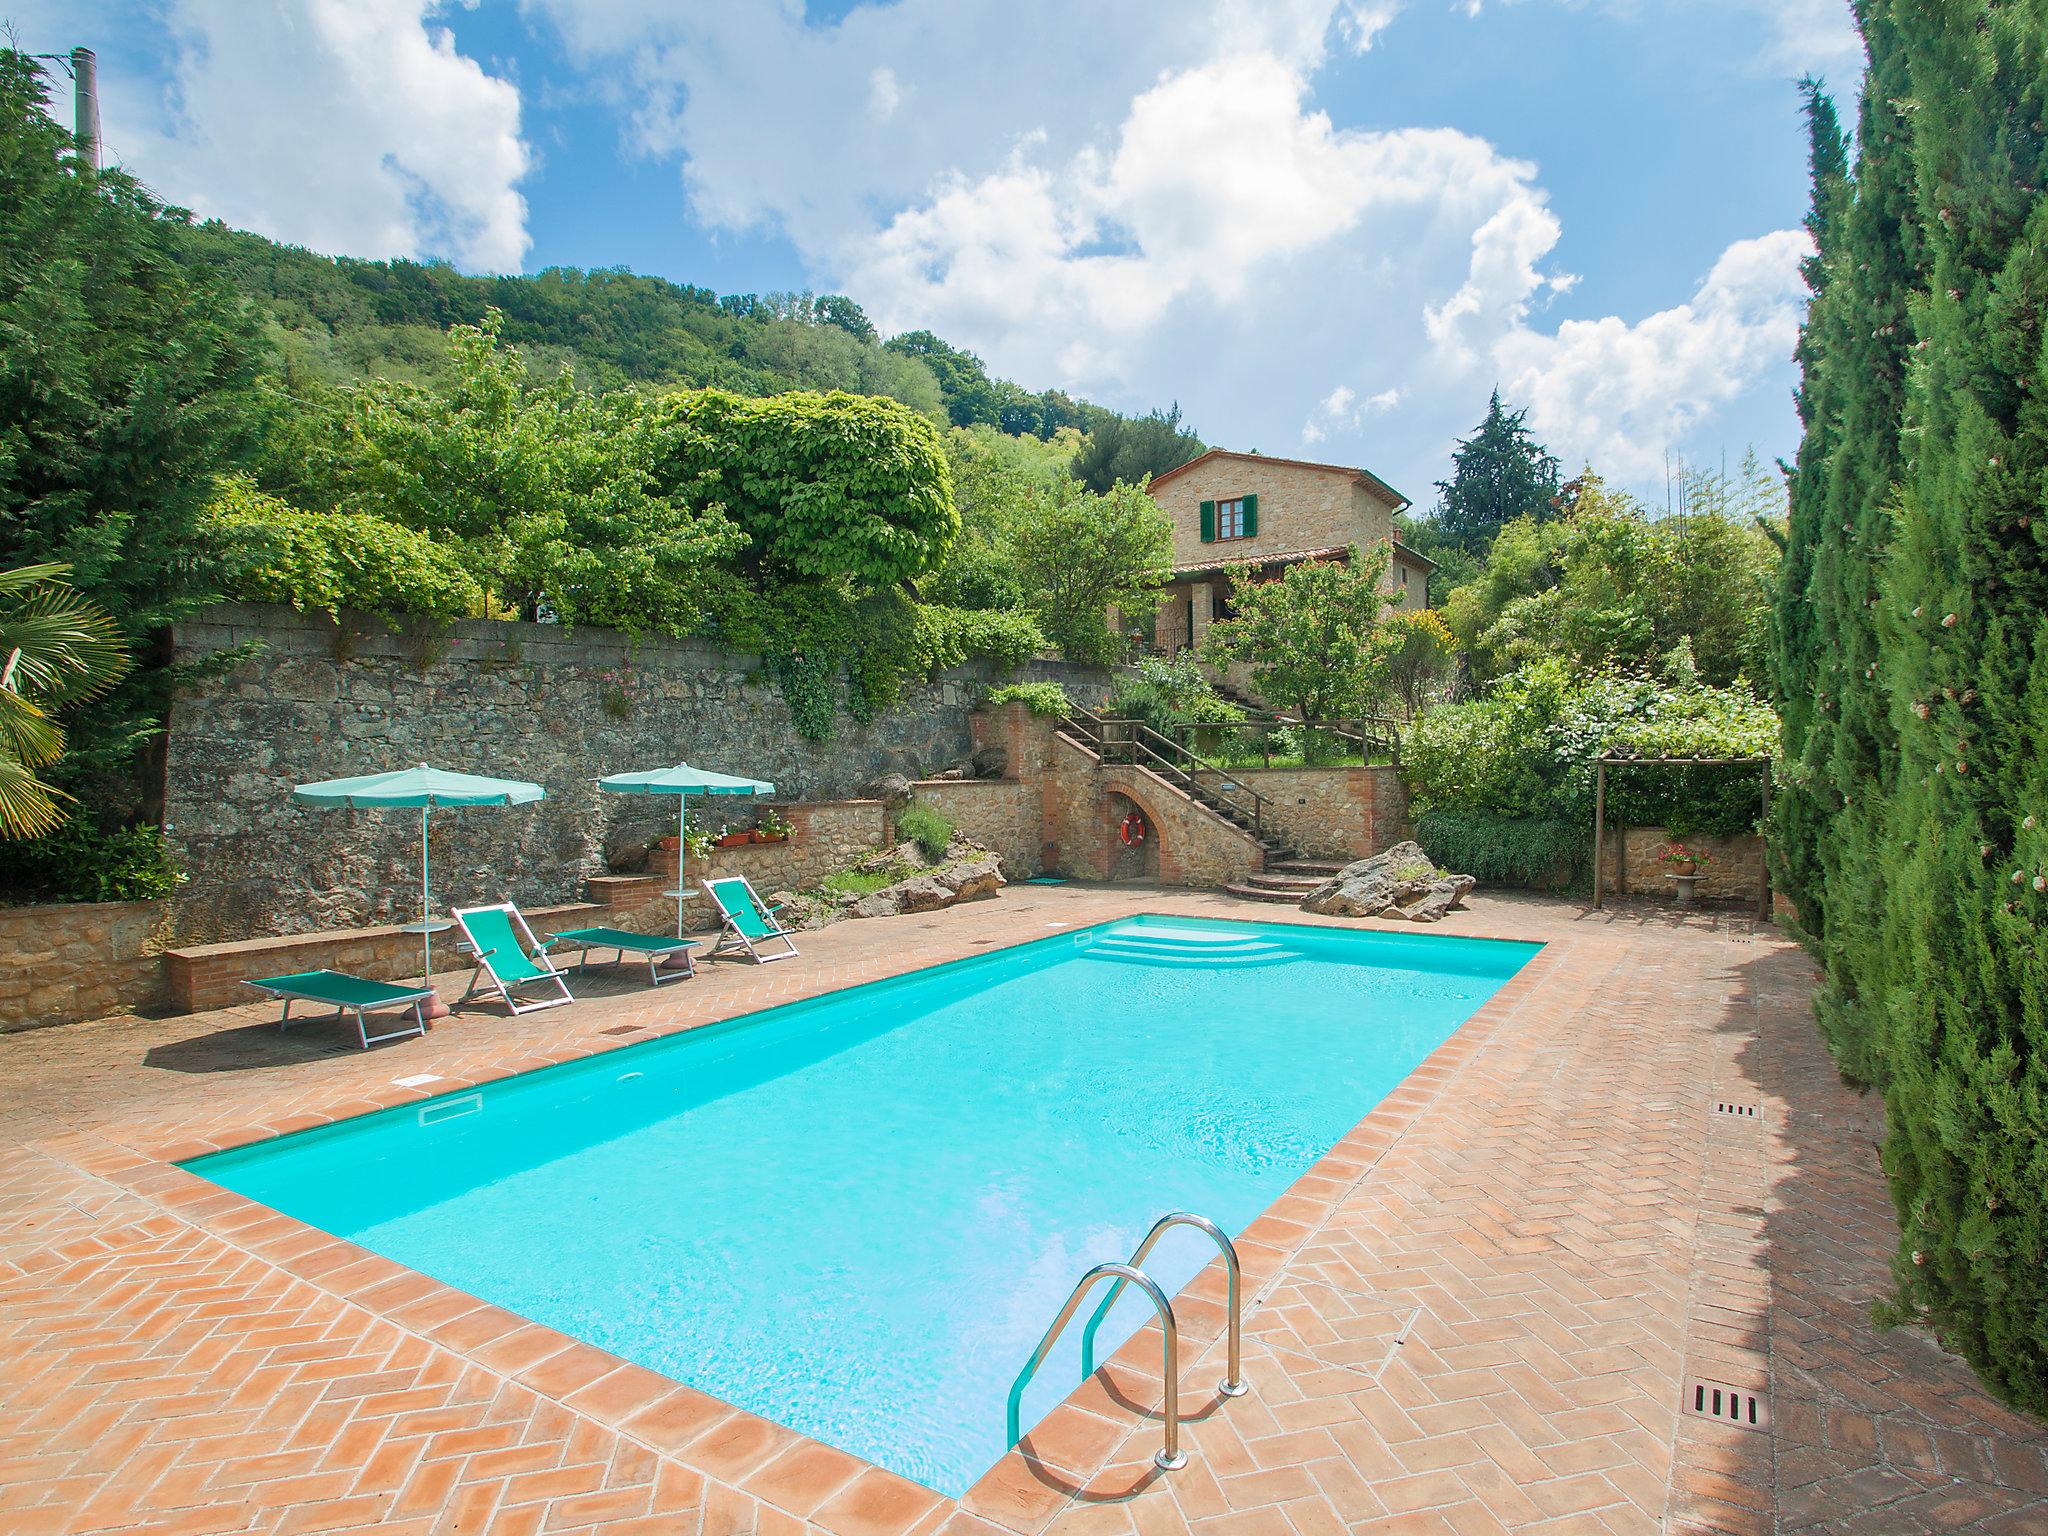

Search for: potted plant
xmin=682 ymin=827 xmax=714 ymax=861
xmin=1660 ymin=842 xmax=1714 ymax=878
xmin=714 ymin=822 xmax=753 ymax=849
xmin=756 ymin=807 xmax=793 ymax=843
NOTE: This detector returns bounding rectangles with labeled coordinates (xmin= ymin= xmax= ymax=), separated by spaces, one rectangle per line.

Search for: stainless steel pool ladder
xmin=1004 ymin=1212 xmax=1247 ymax=1473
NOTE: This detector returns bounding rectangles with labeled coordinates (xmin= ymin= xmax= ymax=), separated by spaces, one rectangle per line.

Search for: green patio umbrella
xmin=293 ymin=763 xmax=546 ymax=1012
xmin=597 ymin=762 xmax=775 ymax=937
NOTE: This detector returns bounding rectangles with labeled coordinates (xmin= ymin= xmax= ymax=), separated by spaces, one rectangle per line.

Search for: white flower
xmin=1942 ymin=613 xmax=1959 ymax=628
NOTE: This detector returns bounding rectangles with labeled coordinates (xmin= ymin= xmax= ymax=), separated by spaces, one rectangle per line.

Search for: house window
xmin=1216 ymin=498 xmax=1248 ymax=539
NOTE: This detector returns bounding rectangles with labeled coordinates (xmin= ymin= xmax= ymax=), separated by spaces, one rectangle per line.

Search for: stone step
xmin=1271 ymin=860 xmax=1345 ymax=877
xmin=1244 ymin=872 xmax=1324 ymax=891
xmin=1223 ymin=882 xmax=1304 ymax=904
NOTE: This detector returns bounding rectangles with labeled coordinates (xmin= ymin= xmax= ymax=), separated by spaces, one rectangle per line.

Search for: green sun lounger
xmin=545 ymin=926 xmax=699 ymax=986
xmin=701 ymin=875 xmax=799 ymax=963
xmin=243 ymin=970 xmax=434 ymax=1050
xmin=453 ymin=902 xmax=576 ymax=1015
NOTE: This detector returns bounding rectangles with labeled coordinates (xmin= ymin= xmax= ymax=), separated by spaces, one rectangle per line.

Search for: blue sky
xmin=11 ymin=0 xmax=1863 ymax=505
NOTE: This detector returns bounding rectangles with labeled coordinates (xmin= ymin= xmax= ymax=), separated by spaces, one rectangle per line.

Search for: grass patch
xmin=817 ymin=864 xmax=914 ymax=898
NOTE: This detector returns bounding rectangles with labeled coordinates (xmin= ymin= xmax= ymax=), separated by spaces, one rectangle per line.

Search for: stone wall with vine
xmin=162 ymin=603 xmax=1110 ymax=943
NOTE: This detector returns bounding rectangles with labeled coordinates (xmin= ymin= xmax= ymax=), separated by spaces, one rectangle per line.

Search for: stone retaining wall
xmin=1233 ymin=765 xmax=1407 ymax=860
xmin=1613 ymin=826 xmax=1767 ymax=904
xmin=912 ymin=780 xmax=1040 ymax=881
xmin=0 ymin=900 xmax=171 ymax=1032
xmin=649 ymin=801 xmax=890 ymax=929
xmin=163 ymin=603 xmax=1110 ymax=946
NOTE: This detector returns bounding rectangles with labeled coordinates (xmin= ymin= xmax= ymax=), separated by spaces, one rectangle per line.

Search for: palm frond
xmin=0 ymin=755 xmax=69 ymax=840
xmin=0 ymin=689 xmax=62 ymax=769
xmin=0 ymin=576 xmax=129 ymax=707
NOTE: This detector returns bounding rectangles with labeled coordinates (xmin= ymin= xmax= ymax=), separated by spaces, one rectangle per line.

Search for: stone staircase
xmin=1224 ymin=857 xmax=1346 ymax=905
xmin=1058 ymin=710 xmax=1294 ymax=864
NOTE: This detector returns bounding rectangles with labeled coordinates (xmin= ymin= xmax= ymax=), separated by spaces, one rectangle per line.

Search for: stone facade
xmin=911 ymin=780 xmax=1039 ymax=882
xmin=0 ymin=900 xmax=171 ymax=1032
xmin=1612 ymin=826 xmax=1768 ymax=904
xmin=1232 ymin=765 xmax=1408 ymax=861
xmin=162 ymin=603 xmax=1109 ymax=945
xmin=1143 ymin=449 xmax=1430 ymax=662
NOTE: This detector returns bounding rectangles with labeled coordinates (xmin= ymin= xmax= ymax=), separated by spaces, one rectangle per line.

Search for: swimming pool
xmin=186 ymin=914 xmax=1538 ymax=1495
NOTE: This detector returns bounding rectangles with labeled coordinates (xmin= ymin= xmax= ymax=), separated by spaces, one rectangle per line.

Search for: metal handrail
xmin=1007 ymin=1261 xmax=1188 ymax=1471
xmin=1165 ymin=717 xmax=1400 ymax=768
xmin=1062 ymin=708 xmax=1273 ymax=840
xmin=1081 ymin=1213 xmax=1247 ymax=1399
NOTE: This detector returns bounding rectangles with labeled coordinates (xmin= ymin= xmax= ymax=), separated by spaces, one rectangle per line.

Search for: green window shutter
xmin=1199 ymin=500 xmax=1216 ymax=542
xmin=1242 ymin=494 xmax=1258 ymax=536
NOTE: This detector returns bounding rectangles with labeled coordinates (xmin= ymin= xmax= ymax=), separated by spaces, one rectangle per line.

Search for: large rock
xmin=971 ymin=745 xmax=1009 ymax=779
xmin=1301 ymin=841 xmax=1474 ymax=923
xmin=863 ymin=772 xmax=914 ymax=803
xmin=935 ymin=855 xmax=1005 ymax=902
xmin=894 ymin=876 xmax=956 ymax=914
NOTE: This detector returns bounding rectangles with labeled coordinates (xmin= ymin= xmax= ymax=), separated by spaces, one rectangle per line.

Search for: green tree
xmin=295 ymin=313 xmax=743 ymax=633
xmin=1070 ymin=405 xmax=1205 ymax=494
xmin=646 ymin=386 xmax=955 ymax=589
xmin=1430 ymin=390 xmax=1560 ymax=556
xmin=0 ymin=565 xmax=127 ymax=838
xmin=884 ymin=330 xmax=1003 ymax=427
xmin=923 ymin=426 xmax=1077 ymax=611
xmin=1005 ymin=479 xmax=1173 ymax=664
xmin=1203 ymin=544 xmax=1396 ymax=719
xmin=1445 ymin=471 xmax=1778 ymax=689
xmin=0 ymin=49 xmax=263 ymax=799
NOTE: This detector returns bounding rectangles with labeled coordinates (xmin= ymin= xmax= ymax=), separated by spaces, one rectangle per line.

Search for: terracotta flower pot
xmin=715 ymin=833 xmax=751 ymax=849
xmin=656 ymin=835 xmax=681 ymax=852
xmin=1669 ymin=858 xmax=1698 ymax=877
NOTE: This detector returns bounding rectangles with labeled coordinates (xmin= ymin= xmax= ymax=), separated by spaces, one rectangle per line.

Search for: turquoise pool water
xmin=186 ymin=914 xmax=1537 ymax=1495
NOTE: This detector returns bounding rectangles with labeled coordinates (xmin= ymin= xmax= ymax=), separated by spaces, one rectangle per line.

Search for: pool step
xmin=1085 ymin=930 xmax=1297 ymax=968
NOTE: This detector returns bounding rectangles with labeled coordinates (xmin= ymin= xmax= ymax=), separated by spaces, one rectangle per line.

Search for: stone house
xmin=1141 ymin=449 xmax=1435 ymax=659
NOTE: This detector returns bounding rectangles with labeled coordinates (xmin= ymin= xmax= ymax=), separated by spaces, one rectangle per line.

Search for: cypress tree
xmin=1870 ymin=0 xmax=2048 ymax=1408
xmin=1770 ymin=78 xmax=1853 ymax=941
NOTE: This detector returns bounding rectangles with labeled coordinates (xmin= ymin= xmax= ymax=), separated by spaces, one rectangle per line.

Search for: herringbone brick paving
xmin=0 ymin=888 xmax=2041 ymax=1534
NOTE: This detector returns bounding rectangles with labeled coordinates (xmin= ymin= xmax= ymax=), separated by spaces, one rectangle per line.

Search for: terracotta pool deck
xmin=1 ymin=886 xmax=2042 ymax=1536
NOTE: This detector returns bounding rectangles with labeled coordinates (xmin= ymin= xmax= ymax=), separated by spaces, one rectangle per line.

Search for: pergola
xmin=1592 ymin=754 xmax=1773 ymax=919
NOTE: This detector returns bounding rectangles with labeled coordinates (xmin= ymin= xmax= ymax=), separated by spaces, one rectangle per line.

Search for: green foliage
xmin=0 ymin=816 xmax=184 ymax=904
xmin=896 ymin=802 xmax=956 ymax=861
xmin=1005 ymin=479 xmax=1175 ymax=664
xmin=0 ymin=564 xmax=128 ymax=837
xmin=207 ymin=477 xmax=483 ymax=620
xmin=1404 ymin=659 xmax=1777 ymax=841
xmin=924 ymin=425 xmax=1078 ymax=611
xmin=911 ymin=605 xmax=1045 ymax=674
xmin=1765 ymin=6 xmax=2048 ymax=1412
xmin=1370 ymin=608 xmax=1458 ymax=719
xmin=817 ymin=863 xmax=914 ymax=898
xmin=1108 ymin=653 xmax=1245 ymax=732
xmin=1204 ymin=545 xmax=1396 ymax=719
xmin=1414 ymin=810 xmax=1586 ymax=890
xmin=286 ymin=312 xmax=744 ymax=633
xmin=1430 ymin=390 xmax=1561 ymax=556
xmin=0 ymin=51 xmax=264 ymax=804
xmin=1070 ymin=405 xmax=1205 ymax=494
xmin=646 ymin=387 xmax=956 ymax=587
xmin=1446 ymin=468 xmax=1781 ymax=689
xmin=982 ymin=681 xmax=1073 ymax=717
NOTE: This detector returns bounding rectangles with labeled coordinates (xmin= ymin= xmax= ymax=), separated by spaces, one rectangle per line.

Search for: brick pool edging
xmin=21 ymin=909 xmax=1566 ymax=1536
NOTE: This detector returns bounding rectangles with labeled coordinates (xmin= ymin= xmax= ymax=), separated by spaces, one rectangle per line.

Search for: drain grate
xmin=599 ymin=1024 xmax=649 ymax=1037
xmin=1684 ymin=1377 xmax=1769 ymax=1431
xmin=1714 ymin=1101 xmax=1759 ymax=1118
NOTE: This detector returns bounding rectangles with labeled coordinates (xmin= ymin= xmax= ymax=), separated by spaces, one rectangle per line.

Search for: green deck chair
xmin=701 ymin=876 xmax=800 ymax=963
xmin=544 ymin=926 xmax=698 ymax=986
xmin=452 ymin=903 xmax=576 ymax=1014
xmin=243 ymin=970 xmax=435 ymax=1050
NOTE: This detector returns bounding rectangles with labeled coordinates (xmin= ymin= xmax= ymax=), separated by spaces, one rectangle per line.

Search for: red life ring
xmin=1120 ymin=812 xmax=1147 ymax=846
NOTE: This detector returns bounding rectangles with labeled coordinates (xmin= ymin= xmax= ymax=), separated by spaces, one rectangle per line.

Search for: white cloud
xmin=1462 ymin=0 xmax=1861 ymax=71
xmin=97 ymin=0 xmax=532 ymax=271
xmin=1489 ymin=229 xmax=1812 ymax=479
xmin=867 ymin=66 xmax=903 ymax=122
xmin=1337 ymin=1 xmax=1404 ymax=52
xmin=1304 ymin=383 xmax=1402 ymax=443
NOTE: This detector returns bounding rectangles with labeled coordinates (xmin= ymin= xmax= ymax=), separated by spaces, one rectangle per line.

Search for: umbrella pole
xmin=419 ymin=805 xmax=449 ymax=1021
xmin=677 ymin=796 xmax=687 ymax=939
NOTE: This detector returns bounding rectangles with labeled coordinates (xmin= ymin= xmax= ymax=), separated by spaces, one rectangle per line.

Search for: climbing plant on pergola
xmin=1591 ymin=754 xmax=1773 ymax=918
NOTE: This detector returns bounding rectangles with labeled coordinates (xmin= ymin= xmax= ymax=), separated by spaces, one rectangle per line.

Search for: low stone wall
xmin=1232 ymin=765 xmax=1407 ymax=860
xmin=913 ymin=780 xmax=1039 ymax=881
xmin=1615 ymin=826 xmax=1767 ymax=904
xmin=0 ymin=900 xmax=171 ymax=1032
xmin=651 ymin=801 xmax=890 ymax=928
xmin=165 ymin=882 xmax=668 ymax=1015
